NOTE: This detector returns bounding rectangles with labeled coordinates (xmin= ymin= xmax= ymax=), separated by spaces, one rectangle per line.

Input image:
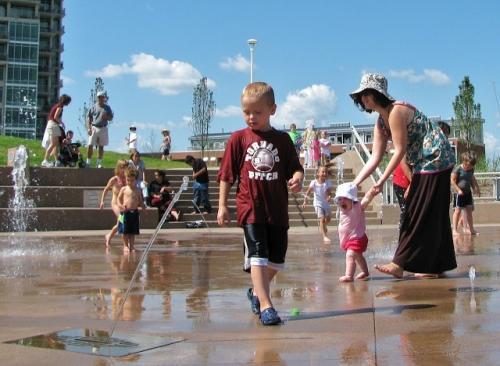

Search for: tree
xmin=77 ymin=77 xmax=105 ymax=143
xmin=452 ymin=76 xmax=482 ymax=152
xmin=190 ymin=77 xmax=216 ymax=157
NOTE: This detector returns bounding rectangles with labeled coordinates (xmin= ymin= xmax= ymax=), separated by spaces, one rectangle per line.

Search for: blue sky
xmin=61 ymin=0 xmax=500 ymax=157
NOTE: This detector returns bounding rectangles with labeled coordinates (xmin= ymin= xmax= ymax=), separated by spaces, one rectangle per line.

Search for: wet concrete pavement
xmin=1 ymin=225 xmax=500 ymax=365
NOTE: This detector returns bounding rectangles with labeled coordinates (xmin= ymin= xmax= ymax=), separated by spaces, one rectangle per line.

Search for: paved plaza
xmin=1 ymin=225 xmax=500 ymax=365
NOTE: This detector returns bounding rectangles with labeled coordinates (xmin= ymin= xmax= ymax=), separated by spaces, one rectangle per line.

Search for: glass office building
xmin=0 ymin=0 xmax=64 ymax=139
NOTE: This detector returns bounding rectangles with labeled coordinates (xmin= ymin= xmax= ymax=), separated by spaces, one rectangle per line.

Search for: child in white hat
xmin=334 ymin=182 xmax=375 ymax=282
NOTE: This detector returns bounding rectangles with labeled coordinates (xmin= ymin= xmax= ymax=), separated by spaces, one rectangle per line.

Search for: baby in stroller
xmin=57 ymin=130 xmax=83 ymax=167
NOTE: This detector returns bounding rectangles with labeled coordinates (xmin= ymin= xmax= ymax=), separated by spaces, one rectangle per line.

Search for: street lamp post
xmin=247 ymin=38 xmax=257 ymax=83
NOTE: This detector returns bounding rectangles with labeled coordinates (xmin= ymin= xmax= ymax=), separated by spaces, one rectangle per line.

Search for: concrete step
xmin=0 ymin=207 xmax=381 ymax=232
xmin=0 ymin=166 xmax=354 ymax=187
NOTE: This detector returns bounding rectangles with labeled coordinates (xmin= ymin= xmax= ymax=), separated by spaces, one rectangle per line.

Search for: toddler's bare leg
xmin=354 ymin=252 xmax=369 ymax=280
xmin=339 ymin=250 xmax=356 ymax=282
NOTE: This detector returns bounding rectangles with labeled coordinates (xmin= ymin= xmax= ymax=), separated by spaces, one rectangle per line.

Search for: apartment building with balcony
xmin=0 ymin=0 xmax=64 ymax=140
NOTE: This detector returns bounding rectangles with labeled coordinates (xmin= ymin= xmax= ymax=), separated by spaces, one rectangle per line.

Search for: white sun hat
xmin=334 ymin=182 xmax=358 ymax=204
xmin=349 ymin=73 xmax=395 ymax=102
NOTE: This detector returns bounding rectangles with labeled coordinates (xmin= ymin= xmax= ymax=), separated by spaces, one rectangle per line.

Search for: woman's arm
xmin=372 ymin=106 xmax=409 ymax=193
xmin=400 ymin=156 xmax=412 ymax=182
xmin=353 ymin=121 xmax=388 ymax=186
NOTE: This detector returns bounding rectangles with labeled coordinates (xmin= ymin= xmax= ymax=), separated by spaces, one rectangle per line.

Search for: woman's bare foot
xmin=339 ymin=275 xmax=354 ymax=282
xmin=105 ymin=233 xmax=111 ymax=247
xmin=374 ymin=263 xmax=403 ymax=278
xmin=323 ymin=236 xmax=331 ymax=243
xmin=355 ymin=272 xmax=370 ymax=280
xmin=123 ymin=246 xmax=130 ymax=253
xmin=452 ymin=229 xmax=459 ymax=236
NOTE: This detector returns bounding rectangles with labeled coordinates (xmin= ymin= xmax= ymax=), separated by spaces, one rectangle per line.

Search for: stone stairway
xmin=0 ymin=165 xmax=380 ymax=232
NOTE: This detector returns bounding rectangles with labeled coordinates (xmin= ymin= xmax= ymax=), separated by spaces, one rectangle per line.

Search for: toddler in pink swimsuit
xmin=335 ymin=182 xmax=375 ymax=282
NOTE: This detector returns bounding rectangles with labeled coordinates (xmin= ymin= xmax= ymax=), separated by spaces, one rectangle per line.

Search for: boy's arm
xmin=472 ymin=175 xmax=480 ymax=196
xmin=288 ymin=170 xmax=304 ymax=193
xmin=450 ymin=172 xmax=463 ymax=195
xmin=137 ymin=188 xmax=146 ymax=209
xmin=117 ymin=188 xmax=125 ymax=211
xmin=217 ymin=181 xmax=232 ymax=226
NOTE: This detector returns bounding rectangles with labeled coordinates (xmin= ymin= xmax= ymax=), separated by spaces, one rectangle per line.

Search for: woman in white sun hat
xmin=350 ymin=73 xmax=456 ymax=279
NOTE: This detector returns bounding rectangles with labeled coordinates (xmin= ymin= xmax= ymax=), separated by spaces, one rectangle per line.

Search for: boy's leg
xmin=128 ymin=234 xmax=136 ymax=251
xmin=452 ymin=207 xmax=461 ymax=234
xmin=460 ymin=207 xmax=470 ymax=234
xmin=122 ymin=234 xmax=130 ymax=252
xmin=339 ymin=249 xmax=356 ymax=282
xmin=251 ymin=265 xmax=273 ymax=311
xmin=464 ymin=206 xmax=477 ymax=235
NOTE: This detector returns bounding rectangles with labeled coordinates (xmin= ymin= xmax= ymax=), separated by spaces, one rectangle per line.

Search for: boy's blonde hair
xmin=241 ymin=82 xmax=275 ymax=106
xmin=461 ymin=151 xmax=477 ymax=166
xmin=125 ymin=166 xmax=138 ymax=179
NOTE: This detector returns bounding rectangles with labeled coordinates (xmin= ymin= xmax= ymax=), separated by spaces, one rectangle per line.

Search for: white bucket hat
xmin=334 ymin=182 xmax=358 ymax=204
xmin=349 ymin=73 xmax=395 ymax=102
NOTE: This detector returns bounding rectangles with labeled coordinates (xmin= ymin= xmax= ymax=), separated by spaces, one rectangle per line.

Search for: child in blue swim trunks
xmin=117 ymin=166 xmax=145 ymax=252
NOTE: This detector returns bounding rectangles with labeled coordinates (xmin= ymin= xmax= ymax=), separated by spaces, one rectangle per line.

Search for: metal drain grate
xmin=449 ymin=287 xmax=498 ymax=293
xmin=5 ymin=328 xmax=184 ymax=357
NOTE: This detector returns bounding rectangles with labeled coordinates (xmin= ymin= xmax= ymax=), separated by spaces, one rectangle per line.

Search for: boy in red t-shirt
xmin=217 ymin=82 xmax=304 ymax=325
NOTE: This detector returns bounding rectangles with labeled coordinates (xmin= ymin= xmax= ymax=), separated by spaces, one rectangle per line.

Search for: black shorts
xmin=162 ymin=147 xmax=170 ymax=156
xmin=118 ymin=210 xmax=140 ymax=235
xmin=455 ymin=191 xmax=473 ymax=208
xmin=242 ymin=224 xmax=288 ymax=272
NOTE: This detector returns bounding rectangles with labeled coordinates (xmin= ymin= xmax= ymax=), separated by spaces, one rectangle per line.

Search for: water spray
xmin=109 ymin=176 xmax=190 ymax=337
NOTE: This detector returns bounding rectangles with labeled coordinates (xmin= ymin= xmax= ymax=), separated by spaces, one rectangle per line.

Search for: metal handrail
xmin=350 ymin=126 xmax=383 ymax=183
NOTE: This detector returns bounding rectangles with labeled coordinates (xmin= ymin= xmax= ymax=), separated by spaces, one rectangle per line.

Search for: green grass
xmin=0 ymin=135 xmax=187 ymax=169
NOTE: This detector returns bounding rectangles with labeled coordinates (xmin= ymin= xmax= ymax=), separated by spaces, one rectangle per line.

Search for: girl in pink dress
xmin=335 ymin=182 xmax=375 ymax=282
xmin=310 ymin=131 xmax=321 ymax=168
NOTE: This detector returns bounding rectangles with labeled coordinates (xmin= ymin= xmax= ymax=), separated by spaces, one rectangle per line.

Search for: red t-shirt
xmin=217 ymin=127 xmax=304 ymax=226
xmin=393 ymin=163 xmax=411 ymax=189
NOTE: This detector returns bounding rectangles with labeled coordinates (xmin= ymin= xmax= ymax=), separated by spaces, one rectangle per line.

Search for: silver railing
xmin=382 ymin=171 xmax=500 ymax=204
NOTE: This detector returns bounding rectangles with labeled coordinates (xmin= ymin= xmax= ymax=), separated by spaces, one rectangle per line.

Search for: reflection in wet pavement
xmin=1 ymin=226 xmax=500 ymax=364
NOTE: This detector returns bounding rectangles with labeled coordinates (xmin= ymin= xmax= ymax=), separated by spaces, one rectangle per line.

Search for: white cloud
xmin=182 ymin=115 xmax=192 ymax=126
xmin=85 ymin=53 xmax=216 ymax=95
xmin=216 ymin=105 xmax=241 ymax=118
xmin=61 ymin=74 xmax=75 ymax=86
xmin=389 ymin=68 xmax=451 ymax=85
xmin=484 ymin=132 xmax=500 ymax=157
xmin=219 ymin=54 xmax=251 ymax=72
xmin=273 ymin=84 xmax=337 ymax=127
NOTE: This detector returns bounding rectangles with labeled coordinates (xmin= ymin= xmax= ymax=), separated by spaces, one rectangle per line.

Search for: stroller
xmin=56 ymin=128 xmax=84 ymax=167
xmin=58 ymin=141 xmax=82 ymax=167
